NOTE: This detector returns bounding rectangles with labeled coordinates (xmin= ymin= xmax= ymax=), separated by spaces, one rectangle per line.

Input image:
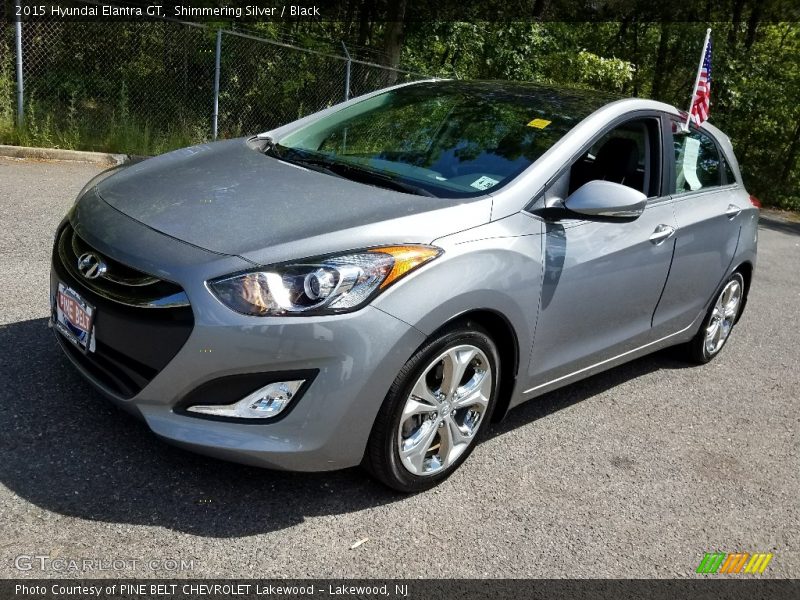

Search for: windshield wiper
xmin=330 ymin=162 xmax=439 ymax=198
xmin=282 ymin=156 xmax=342 ymax=178
xmin=257 ymin=133 xmax=278 ymax=153
xmin=268 ymin=147 xmax=438 ymax=198
xmin=265 ymin=146 xmax=344 ymax=179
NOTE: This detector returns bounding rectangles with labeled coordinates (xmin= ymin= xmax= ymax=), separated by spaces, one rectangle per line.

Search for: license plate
xmin=55 ymin=282 xmax=96 ymax=353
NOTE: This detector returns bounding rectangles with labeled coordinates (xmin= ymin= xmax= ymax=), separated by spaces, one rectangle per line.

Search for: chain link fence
xmin=0 ymin=20 xmax=15 ymax=133
xmin=0 ymin=15 xmax=425 ymax=155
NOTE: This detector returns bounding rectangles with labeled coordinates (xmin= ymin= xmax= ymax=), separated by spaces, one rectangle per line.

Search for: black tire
xmin=363 ymin=320 xmax=501 ymax=493
xmin=685 ymin=271 xmax=746 ymax=364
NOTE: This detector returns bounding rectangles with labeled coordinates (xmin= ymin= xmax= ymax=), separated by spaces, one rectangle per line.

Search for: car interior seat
xmin=592 ymin=137 xmax=640 ymax=188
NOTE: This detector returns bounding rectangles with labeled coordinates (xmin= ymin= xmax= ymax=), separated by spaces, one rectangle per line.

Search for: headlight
xmin=209 ymin=245 xmax=442 ymax=316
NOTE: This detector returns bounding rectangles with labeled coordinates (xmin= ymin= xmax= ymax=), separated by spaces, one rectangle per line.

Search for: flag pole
xmin=685 ymin=28 xmax=712 ymax=131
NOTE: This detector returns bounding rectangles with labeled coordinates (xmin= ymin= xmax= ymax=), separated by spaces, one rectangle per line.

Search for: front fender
xmin=372 ymin=235 xmax=544 ymax=378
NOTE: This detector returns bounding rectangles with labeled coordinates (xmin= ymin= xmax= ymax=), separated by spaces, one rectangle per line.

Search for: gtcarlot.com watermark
xmin=14 ymin=554 xmax=196 ymax=573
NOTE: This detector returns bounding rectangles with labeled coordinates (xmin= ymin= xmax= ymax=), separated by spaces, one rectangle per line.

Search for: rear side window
xmin=671 ymin=121 xmax=721 ymax=193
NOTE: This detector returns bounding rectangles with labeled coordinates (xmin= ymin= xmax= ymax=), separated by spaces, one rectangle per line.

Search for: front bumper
xmin=118 ymin=306 xmax=423 ymax=471
xmin=51 ymin=196 xmax=427 ymax=471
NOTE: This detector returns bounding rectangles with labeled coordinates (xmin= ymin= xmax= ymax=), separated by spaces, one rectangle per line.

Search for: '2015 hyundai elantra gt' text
xmin=51 ymin=80 xmax=758 ymax=491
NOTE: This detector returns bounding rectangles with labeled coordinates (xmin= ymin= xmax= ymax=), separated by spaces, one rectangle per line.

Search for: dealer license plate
xmin=55 ymin=282 xmax=96 ymax=352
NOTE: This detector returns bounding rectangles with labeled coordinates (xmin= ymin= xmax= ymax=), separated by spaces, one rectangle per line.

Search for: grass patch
xmin=0 ymin=63 xmax=208 ymax=156
xmin=0 ymin=98 xmax=208 ymax=156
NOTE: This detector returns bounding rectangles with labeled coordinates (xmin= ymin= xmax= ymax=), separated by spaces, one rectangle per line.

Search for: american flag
xmin=690 ymin=37 xmax=712 ymax=125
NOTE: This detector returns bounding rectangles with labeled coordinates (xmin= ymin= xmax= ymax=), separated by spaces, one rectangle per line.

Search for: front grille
xmin=58 ymin=223 xmax=189 ymax=308
xmin=53 ymin=223 xmax=194 ymax=398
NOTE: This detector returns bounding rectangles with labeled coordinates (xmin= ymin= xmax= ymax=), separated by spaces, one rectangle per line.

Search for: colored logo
xmin=696 ymin=552 xmax=773 ymax=574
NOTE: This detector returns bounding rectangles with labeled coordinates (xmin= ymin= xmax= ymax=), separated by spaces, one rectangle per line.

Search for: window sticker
xmin=470 ymin=176 xmax=500 ymax=190
xmin=527 ymin=118 xmax=552 ymax=129
xmin=682 ymin=137 xmax=703 ymax=190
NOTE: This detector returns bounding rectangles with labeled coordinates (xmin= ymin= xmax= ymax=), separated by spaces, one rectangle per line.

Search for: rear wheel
xmin=686 ymin=272 xmax=745 ymax=363
xmin=364 ymin=322 xmax=500 ymax=492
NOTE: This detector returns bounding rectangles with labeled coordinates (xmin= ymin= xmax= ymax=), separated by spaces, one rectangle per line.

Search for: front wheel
xmin=364 ymin=322 xmax=500 ymax=492
xmin=686 ymin=272 xmax=745 ymax=363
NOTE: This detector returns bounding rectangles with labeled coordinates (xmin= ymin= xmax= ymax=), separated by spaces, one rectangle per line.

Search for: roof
xmin=406 ymin=78 xmax=623 ymax=117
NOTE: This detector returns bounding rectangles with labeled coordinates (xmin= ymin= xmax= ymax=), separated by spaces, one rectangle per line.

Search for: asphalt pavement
xmin=0 ymin=156 xmax=797 ymax=578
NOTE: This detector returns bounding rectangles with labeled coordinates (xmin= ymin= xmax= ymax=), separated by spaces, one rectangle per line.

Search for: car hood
xmin=95 ymin=138 xmax=492 ymax=263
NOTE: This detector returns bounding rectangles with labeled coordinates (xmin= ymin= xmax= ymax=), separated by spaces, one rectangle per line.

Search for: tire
xmin=363 ymin=321 xmax=501 ymax=493
xmin=685 ymin=271 xmax=746 ymax=364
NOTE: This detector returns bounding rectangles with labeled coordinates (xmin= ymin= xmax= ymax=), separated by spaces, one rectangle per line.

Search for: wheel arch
xmin=426 ymin=308 xmax=520 ymax=423
xmin=733 ymin=261 xmax=754 ymax=324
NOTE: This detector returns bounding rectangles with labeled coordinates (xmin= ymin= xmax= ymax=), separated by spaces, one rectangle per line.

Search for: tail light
xmin=749 ymin=195 xmax=762 ymax=209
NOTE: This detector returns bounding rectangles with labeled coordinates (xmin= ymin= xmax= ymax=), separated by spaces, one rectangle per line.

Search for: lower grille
xmin=52 ymin=223 xmax=194 ymax=398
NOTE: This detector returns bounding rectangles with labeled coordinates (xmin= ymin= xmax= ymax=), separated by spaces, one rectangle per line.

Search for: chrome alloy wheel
xmin=397 ymin=344 xmax=492 ymax=476
xmin=705 ymin=276 xmax=743 ymax=356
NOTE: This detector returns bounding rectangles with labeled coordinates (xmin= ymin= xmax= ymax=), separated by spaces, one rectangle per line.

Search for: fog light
xmin=187 ymin=380 xmax=305 ymax=419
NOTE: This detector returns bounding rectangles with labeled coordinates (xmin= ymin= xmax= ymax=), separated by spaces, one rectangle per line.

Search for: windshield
xmin=272 ymin=81 xmax=600 ymax=198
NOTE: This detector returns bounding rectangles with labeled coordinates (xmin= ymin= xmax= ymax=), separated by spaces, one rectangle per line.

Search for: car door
xmin=651 ymin=117 xmax=742 ymax=336
xmin=524 ymin=114 xmax=678 ymax=391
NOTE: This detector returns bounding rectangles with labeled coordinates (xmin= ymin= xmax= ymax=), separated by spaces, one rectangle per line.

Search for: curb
xmin=0 ymin=144 xmax=131 ymax=165
xmin=761 ymin=208 xmax=800 ymax=223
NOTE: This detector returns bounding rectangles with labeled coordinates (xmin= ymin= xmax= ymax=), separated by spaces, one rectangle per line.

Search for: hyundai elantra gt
xmin=51 ymin=80 xmax=757 ymax=491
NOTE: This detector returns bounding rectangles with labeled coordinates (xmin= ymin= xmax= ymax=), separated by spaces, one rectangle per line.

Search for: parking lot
xmin=0 ymin=156 xmax=797 ymax=578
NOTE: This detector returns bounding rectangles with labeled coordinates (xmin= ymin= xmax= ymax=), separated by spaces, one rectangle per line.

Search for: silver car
xmin=51 ymin=80 xmax=758 ymax=492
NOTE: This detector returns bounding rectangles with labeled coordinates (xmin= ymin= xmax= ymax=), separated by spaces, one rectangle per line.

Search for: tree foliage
xmin=1 ymin=2 xmax=798 ymax=209
xmin=398 ymin=18 xmax=800 ymax=209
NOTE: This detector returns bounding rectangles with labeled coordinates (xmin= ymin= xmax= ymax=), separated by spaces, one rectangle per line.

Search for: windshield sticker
xmin=470 ymin=176 xmax=500 ymax=190
xmin=527 ymin=118 xmax=552 ymax=129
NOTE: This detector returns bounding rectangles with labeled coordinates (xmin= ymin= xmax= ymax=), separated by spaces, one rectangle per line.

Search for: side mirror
xmin=564 ymin=180 xmax=647 ymax=219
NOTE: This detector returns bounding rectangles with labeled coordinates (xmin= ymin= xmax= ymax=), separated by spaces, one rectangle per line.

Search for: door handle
xmin=649 ymin=224 xmax=676 ymax=245
xmin=725 ymin=204 xmax=742 ymax=219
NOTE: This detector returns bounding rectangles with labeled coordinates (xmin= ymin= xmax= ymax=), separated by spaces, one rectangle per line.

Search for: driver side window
xmin=566 ymin=118 xmax=662 ymax=198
